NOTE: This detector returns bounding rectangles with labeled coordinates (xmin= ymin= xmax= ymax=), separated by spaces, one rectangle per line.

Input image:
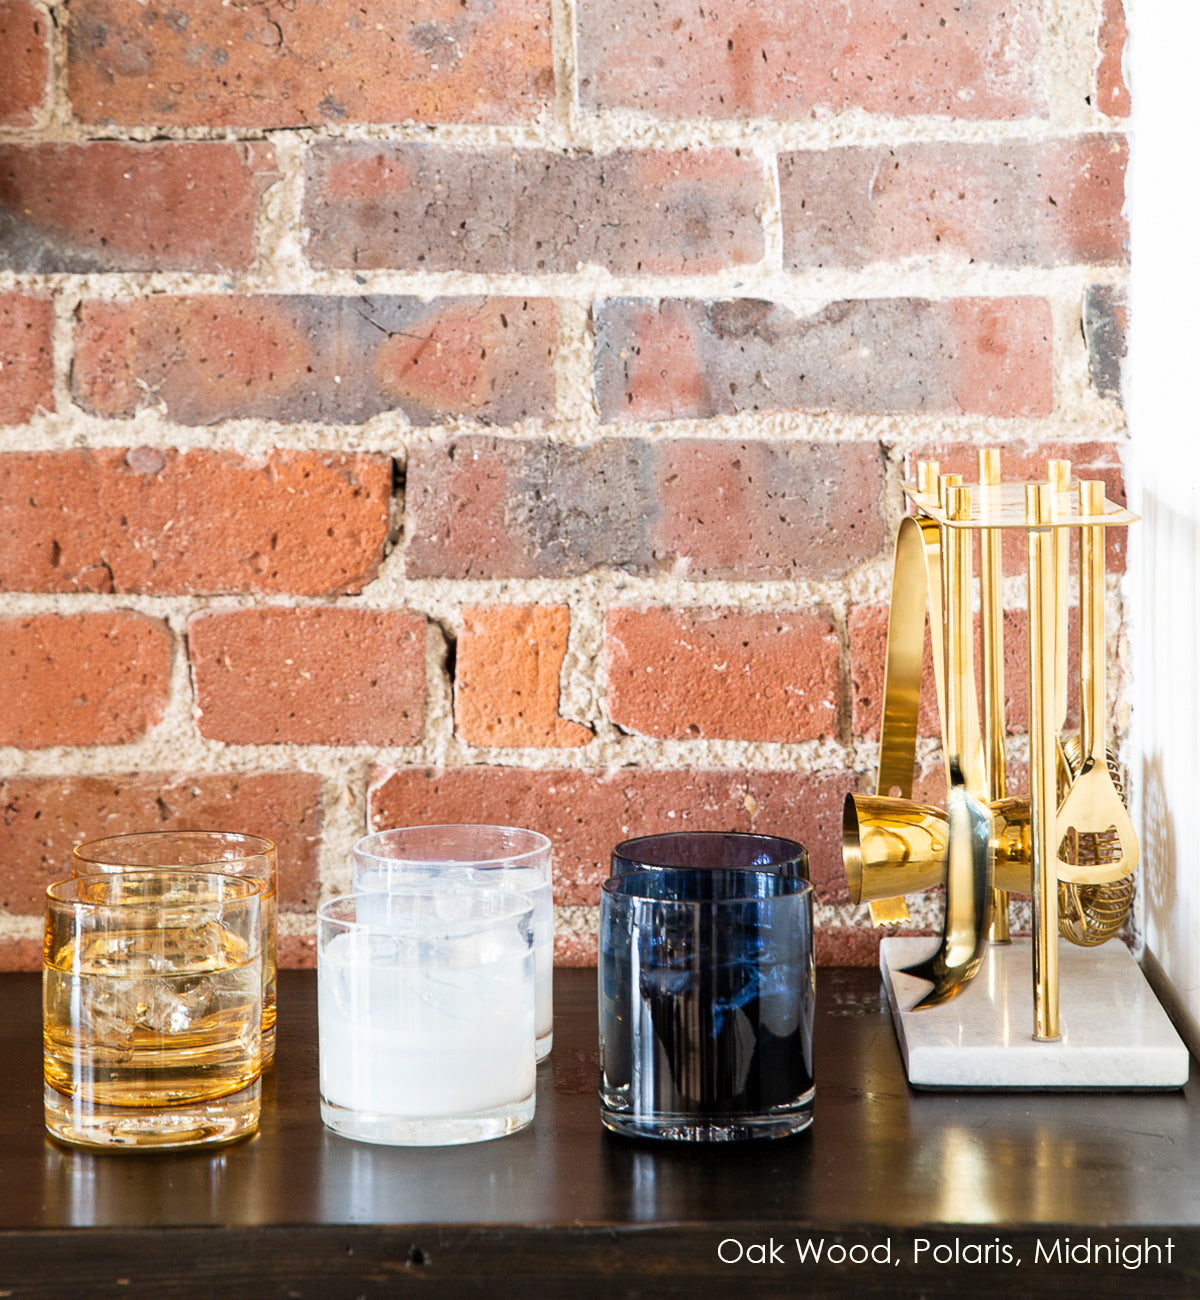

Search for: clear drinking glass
xmin=599 ymin=867 xmax=815 ymax=1142
xmin=317 ymin=888 xmax=537 ymax=1147
xmin=612 ymin=831 xmax=809 ymax=879
xmin=71 ymin=831 xmax=278 ymax=1062
xmin=352 ymin=825 xmax=554 ymax=1059
xmin=44 ymin=870 xmax=263 ymax=1151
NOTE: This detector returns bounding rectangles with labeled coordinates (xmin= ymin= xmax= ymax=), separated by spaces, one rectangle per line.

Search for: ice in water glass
xmin=352 ymin=825 xmax=554 ymax=1060
xmin=599 ymin=867 xmax=814 ymax=1142
xmin=317 ymin=888 xmax=537 ymax=1147
xmin=71 ymin=831 xmax=279 ymax=1062
xmin=44 ymin=871 xmax=263 ymax=1151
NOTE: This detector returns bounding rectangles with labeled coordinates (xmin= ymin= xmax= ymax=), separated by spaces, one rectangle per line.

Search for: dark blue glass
xmin=611 ymin=832 xmax=808 ymax=880
xmin=599 ymin=867 xmax=814 ymax=1142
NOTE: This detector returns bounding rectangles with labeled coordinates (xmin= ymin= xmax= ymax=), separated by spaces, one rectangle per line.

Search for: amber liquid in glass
xmin=44 ymin=921 xmax=261 ymax=1149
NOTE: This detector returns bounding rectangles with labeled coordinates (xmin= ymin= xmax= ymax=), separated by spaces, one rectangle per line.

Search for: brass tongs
xmin=1054 ymin=480 xmax=1138 ymax=883
xmin=901 ymin=482 xmax=994 ymax=1007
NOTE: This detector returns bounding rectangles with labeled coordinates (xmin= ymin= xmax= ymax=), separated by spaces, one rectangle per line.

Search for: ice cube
xmin=80 ymin=975 xmax=138 ymax=1056
xmin=138 ymin=978 xmax=216 ymax=1034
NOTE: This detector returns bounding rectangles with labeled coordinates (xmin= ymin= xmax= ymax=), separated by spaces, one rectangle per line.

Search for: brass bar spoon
xmin=1054 ymin=480 xmax=1138 ymax=884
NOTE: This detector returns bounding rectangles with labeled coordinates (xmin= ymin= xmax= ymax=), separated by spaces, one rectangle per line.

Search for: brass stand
xmin=844 ymin=453 xmax=1139 ymax=1041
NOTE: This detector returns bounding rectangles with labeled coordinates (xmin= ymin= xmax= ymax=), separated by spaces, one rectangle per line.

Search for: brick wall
xmin=0 ymin=1 xmax=1129 ymax=969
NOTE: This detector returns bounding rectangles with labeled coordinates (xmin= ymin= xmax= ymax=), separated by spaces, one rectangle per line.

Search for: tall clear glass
xmin=353 ymin=825 xmax=554 ymax=1059
xmin=44 ymin=870 xmax=262 ymax=1151
xmin=317 ymin=888 xmax=536 ymax=1146
xmin=71 ymin=831 xmax=278 ymax=1061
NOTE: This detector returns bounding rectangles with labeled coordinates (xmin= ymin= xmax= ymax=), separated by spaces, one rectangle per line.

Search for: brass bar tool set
xmin=843 ymin=452 xmax=1138 ymax=1039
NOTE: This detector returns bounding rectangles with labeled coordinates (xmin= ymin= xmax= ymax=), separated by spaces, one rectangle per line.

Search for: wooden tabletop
xmin=4 ymin=967 xmax=1199 ymax=1297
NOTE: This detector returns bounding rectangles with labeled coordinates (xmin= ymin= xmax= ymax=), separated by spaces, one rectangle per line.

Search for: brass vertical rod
xmin=1026 ymin=482 xmax=1060 ymax=1040
xmin=979 ymin=449 xmax=1010 ymax=944
xmin=1079 ymin=480 xmax=1106 ymax=761
xmin=934 ymin=473 xmax=964 ymax=792
xmin=945 ymin=486 xmax=976 ymax=782
xmin=1047 ymin=459 xmax=1072 ymax=772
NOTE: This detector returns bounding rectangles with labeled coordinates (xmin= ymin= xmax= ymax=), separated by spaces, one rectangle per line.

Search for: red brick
xmin=405 ymin=435 xmax=886 ymax=581
xmin=606 ymin=607 xmax=839 ymax=742
xmin=0 ymin=612 xmax=169 ymax=748
xmin=594 ymin=297 xmax=1053 ymax=422
xmin=73 ymin=295 xmax=555 ymax=426
xmin=0 ymin=771 xmax=322 ymax=921
xmin=655 ymin=439 xmax=886 ymax=580
xmin=406 ymin=436 xmax=655 ymax=580
xmin=281 ymin=934 xmax=317 ymax=970
xmin=0 ymin=293 xmax=53 ymax=424
xmin=906 ymin=440 xmax=1127 ymax=574
xmin=304 ymin=144 xmax=763 ymax=274
xmin=189 ymin=607 xmax=425 ymax=746
xmin=0 ymin=448 xmax=390 ymax=595
xmin=0 ymin=1 xmax=49 ymax=125
xmin=781 ymin=137 xmax=1127 ymax=270
xmin=850 ymin=603 xmax=1079 ymax=744
xmin=68 ymin=0 xmax=552 ymax=127
xmin=0 ymin=143 xmax=278 ymax=274
xmin=369 ymin=765 xmax=857 ymax=908
xmin=578 ymin=0 xmax=1044 ymax=120
xmin=1097 ymin=0 xmax=1129 ymax=117
xmin=945 ymin=300 xmax=1054 ymax=417
xmin=455 ymin=606 xmax=592 ymax=748
xmin=0 ymin=939 xmax=44 ymax=972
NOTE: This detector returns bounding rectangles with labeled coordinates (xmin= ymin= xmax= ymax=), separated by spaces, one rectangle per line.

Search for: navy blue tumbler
xmin=611 ymin=831 xmax=809 ymax=880
xmin=599 ymin=867 xmax=814 ymax=1142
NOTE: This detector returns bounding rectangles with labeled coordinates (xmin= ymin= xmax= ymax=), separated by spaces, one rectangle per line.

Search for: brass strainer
xmin=1057 ymin=735 xmax=1136 ymax=946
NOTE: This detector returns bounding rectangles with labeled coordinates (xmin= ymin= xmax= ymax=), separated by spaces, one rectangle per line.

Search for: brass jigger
xmin=844 ymin=793 xmax=1030 ymax=905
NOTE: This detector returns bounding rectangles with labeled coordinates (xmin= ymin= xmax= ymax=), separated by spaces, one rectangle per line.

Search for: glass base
xmin=536 ymin=1030 xmax=552 ymax=1063
xmin=600 ymin=1094 xmax=813 ymax=1142
xmin=321 ymin=1094 xmax=535 ymax=1147
xmin=44 ymin=1079 xmax=261 ymax=1152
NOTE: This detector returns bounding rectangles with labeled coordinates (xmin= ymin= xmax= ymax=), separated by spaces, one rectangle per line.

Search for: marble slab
xmin=880 ymin=936 xmax=1191 ymax=1089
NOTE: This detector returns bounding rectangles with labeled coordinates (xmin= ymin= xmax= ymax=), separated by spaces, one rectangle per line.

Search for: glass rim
xmin=353 ymin=824 xmax=551 ymax=873
xmin=71 ymin=830 xmax=276 ymax=871
xmin=317 ymin=886 xmax=536 ymax=932
xmin=612 ymin=830 xmax=808 ymax=869
xmin=601 ymin=867 xmax=813 ymax=904
xmin=47 ymin=869 xmax=263 ymax=911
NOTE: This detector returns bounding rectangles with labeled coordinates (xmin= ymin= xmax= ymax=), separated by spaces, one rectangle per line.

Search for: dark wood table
xmin=3 ymin=968 xmax=1199 ymax=1297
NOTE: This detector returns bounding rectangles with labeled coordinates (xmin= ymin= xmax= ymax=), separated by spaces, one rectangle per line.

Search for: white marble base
xmin=880 ymin=936 xmax=1191 ymax=1090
